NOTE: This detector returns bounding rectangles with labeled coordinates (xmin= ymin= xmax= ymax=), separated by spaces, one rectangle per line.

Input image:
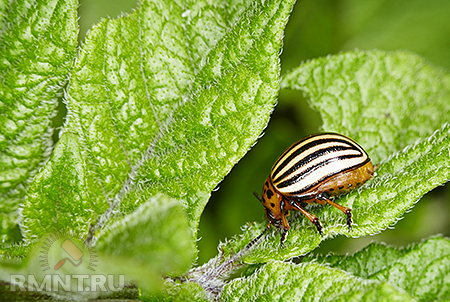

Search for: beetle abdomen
xmin=312 ymin=161 xmax=374 ymax=196
xmin=271 ymin=133 xmax=371 ymax=195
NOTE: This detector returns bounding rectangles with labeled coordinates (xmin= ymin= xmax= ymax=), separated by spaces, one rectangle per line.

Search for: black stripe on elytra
xmin=272 ymin=144 xmax=361 ymax=184
xmin=271 ymin=137 xmax=359 ymax=179
xmin=275 ymin=154 xmax=369 ymax=193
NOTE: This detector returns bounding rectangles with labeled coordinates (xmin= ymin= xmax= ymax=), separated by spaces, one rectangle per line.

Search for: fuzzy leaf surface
xmin=2 ymin=194 xmax=194 ymax=298
xmin=94 ymin=194 xmax=196 ymax=292
xmin=21 ymin=132 xmax=88 ymax=240
xmin=221 ymin=260 xmax=415 ymax=301
xmin=0 ymin=0 xmax=77 ymax=241
xmin=281 ymin=50 xmax=450 ymax=163
xmin=20 ymin=0 xmax=295 ymax=244
xmin=309 ymin=236 xmax=450 ymax=302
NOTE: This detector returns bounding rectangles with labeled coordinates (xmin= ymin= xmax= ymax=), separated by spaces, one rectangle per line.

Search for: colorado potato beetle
xmin=255 ymin=132 xmax=374 ymax=246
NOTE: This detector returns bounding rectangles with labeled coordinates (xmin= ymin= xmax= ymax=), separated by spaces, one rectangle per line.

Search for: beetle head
xmin=257 ymin=176 xmax=284 ymax=228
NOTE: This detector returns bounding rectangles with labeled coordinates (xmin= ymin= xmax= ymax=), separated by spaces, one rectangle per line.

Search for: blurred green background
xmin=76 ymin=0 xmax=450 ymax=265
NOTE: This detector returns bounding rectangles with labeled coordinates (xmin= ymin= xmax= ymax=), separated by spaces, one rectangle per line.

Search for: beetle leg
xmin=316 ymin=193 xmax=353 ymax=231
xmin=279 ymin=201 xmax=291 ymax=247
xmin=288 ymin=199 xmax=323 ymax=235
xmin=280 ymin=229 xmax=288 ymax=248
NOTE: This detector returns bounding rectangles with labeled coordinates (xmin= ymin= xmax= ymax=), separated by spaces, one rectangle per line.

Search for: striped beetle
xmin=254 ymin=133 xmax=374 ymax=246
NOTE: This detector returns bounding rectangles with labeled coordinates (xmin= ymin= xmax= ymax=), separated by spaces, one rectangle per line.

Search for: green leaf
xmin=281 ymin=50 xmax=450 ymax=163
xmin=94 ymin=194 xmax=196 ymax=292
xmin=21 ymin=0 xmax=296 ymax=245
xmin=140 ymin=280 xmax=208 ymax=302
xmin=221 ymin=237 xmax=450 ymax=301
xmin=0 ymin=0 xmax=77 ymax=241
xmin=309 ymin=236 xmax=450 ymax=302
xmin=0 ymin=242 xmax=31 ymax=261
xmin=221 ymin=260 xmax=415 ymax=301
xmin=217 ymin=51 xmax=450 ymax=263
xmin=2 ymin=194 xmax=194 ymax=298
xmin=21 ymin=132 xmax=89 ymax=240
xmin=309 ymin=241 xmax=405 ymax=280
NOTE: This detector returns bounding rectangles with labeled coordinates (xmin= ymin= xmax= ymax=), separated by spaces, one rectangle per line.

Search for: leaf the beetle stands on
xmin=221 ymin=260 xmax=416 ymax=301
xmin=307 ymin=237 xmax=450 ymax=301
xmin=225 ymin=237 xmax=450 ymax=301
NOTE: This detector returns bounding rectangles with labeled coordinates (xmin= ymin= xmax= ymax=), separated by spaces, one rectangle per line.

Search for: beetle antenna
xmin=244 ymin=223 xmax=271 ymax=251
xmin=253 ymin=191 xmax=262 ymax=202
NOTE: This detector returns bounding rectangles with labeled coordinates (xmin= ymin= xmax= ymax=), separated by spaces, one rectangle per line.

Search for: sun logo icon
xmin=39 ymin=230 xmax=98 ymax=272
